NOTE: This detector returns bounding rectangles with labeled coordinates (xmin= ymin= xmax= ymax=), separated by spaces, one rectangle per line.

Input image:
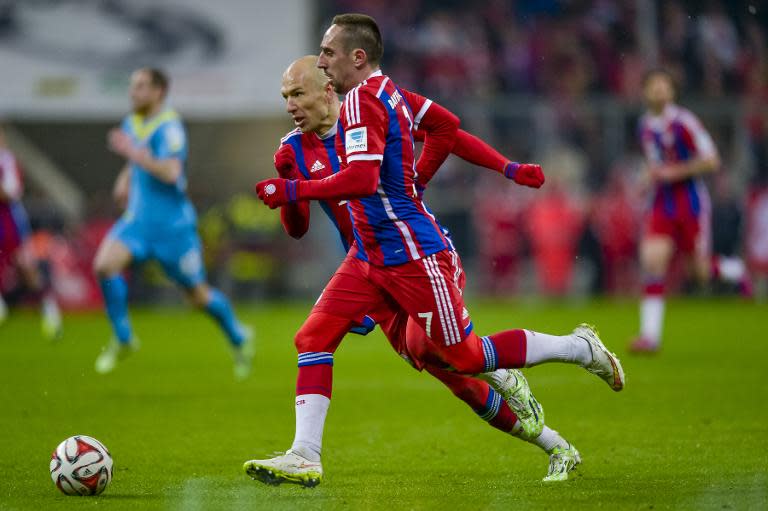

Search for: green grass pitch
xmin=0 ymin=298 xmax=766 ymax=510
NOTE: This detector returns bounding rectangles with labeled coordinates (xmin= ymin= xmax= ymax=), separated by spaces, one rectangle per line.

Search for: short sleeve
xmin=400 ymin=88 xmax=432 ymax=130
xmin=638 ymin=118 xmax=661 ymax=164
xmin=152 ymin=121 xmax=187 ymax=160
xmin=341 ymin=88 xmax=387 ymax=163
xmin=679 ymin=110 xmax=717 ymax=159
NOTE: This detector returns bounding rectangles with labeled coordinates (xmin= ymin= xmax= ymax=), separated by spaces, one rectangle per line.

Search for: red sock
xmin=429 ymin=368 xmax=519 ymax=433
xmin=296 ymin=363 xmax=333 ymax=399
xmin=485 ymin=329 xmax=527 ymax=370
xmin=490 ymin=402 xmax=519 ymax=433
xmin=644 ymin=280 xmax=665 ymax=296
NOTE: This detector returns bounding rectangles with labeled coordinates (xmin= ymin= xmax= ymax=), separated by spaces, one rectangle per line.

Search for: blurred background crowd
xmin=2 ymin=0 xmax=768 ymax=310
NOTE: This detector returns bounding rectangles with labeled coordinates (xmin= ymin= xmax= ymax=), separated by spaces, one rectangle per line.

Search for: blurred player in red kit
xmin=247 ymin=14 xmax=625 ymax=487
xmin=631 ymin=70 xmax=751 ymax=353
xmin=0 ymin=124 xmax=62 ymax=339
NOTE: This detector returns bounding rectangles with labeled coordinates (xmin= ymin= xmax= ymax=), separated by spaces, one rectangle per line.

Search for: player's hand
xmin=649 ymin=164 xmax=684 ymax=183
xmin=274 ymin=145 xmax=299 ymax=179
xmin=108 ymin=128 xmax=136 ymax=159
xmin=504 ymin=162 xmax=545 ymax=188
xmin=108 ymin=128 xmax=151 ymax=165
xmin=255 ymin=178 xmax=299 ymax=209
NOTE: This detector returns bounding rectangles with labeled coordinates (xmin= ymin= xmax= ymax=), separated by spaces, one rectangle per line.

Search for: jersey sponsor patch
xmin=345 ymin=127 xmax=368 ymax=154
xmin=165 ymin=124 xmax=185 ymax=153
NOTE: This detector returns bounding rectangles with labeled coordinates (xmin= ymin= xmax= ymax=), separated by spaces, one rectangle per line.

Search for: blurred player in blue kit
xmin=93 ymin=68 xmax=253 ymax=379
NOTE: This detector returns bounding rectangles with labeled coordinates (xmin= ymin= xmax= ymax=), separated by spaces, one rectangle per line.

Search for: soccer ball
xmin=50 ymin=435 xmax=113 ymax=496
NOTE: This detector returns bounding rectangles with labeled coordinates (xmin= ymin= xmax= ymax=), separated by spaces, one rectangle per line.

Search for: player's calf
xmin=478 ymin=369 xmax=544 ymax=440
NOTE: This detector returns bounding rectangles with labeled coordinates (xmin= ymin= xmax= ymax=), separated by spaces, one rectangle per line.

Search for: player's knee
xmin=405 ymin=334 xmax=428 ymax=361
xmin=435 ymin=373 xmax=477 ymax=402
xmin=92 ymin=255 xmax=114 ymax=278
xmin=186 ymin=285 xmax=209 ymax=308
xmin=640 ymin=239 xmax=672 ymax=275
xmin=293 ymin=312 xmax=348 ymax=354
xmin=641 ymin=252 xmax=665 ymax=275
xmin=293 ymin=324 xmax=315 ymax=353
xmin=449 ymin=356 xmax=484 ymax=374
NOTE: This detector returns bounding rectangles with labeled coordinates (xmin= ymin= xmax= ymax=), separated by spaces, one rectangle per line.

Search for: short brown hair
xmin=140 ymin=67 xmax=170 ymax=96
xmin=331 ymin=13 xmax=383 ymax=66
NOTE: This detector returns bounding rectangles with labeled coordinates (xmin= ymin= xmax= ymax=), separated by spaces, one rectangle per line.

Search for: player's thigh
xmin=184 ymin=282 xmax=211 ymax=308
xmin=376 ymin=250 xmax=471 ymax=349
xmin=294 ymin=311 xmax=355 ymax=355
xmin=685 ymin=214 xmax=711 ymax=284
xmin=300 ymin=255 xmax=389 ymax=354
xmin=155 ymin=229 xmax=207 ymax=291
xmin=93 ymin=222 xmax=136 ymax=276
xmin=374 ymin=303 xmax=417 ymax=366
xmin=312 ymin=254 xmax=387 ymax=325
xmin=404 ymin=316 xmax=447 ymax=370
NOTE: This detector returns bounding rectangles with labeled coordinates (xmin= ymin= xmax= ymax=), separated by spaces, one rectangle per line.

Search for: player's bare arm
xmin=649 ymin=154 xmax=720 ymax=183
xmin=107 ymin=128 xmax=181 ymax=184
xmin=112 ymin=165 xmax=130 ymax=209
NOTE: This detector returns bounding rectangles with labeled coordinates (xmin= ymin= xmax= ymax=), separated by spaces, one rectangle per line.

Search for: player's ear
xmin=352 ymin=48 xmax=367 ymax=69
xmin=324 ymin=81 xmax=334 ymax=101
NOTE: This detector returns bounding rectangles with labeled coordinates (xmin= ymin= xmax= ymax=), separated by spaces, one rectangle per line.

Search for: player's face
xmin=129 ymin=70 xmax=163 ymax=115
xmin=318 ymin=25 xmax=357 ymax=94
xmin=644 ymin=74 xmax=674 ymax=112
xmin=281 ymin=72 xmax=330 ymax=134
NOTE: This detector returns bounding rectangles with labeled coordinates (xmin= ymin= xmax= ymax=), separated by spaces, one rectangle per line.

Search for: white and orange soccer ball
xmin=50 ymin=435 xmax=113 ymax=496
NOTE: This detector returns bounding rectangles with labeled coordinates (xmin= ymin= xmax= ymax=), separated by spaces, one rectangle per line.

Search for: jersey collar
xmin=130 ymin=106 xmax=178 ymax=141
xmin=316 ymin=122 xmax=338 ymax=140
xmin=351 ymin=69 xmax=383 ymax=90
xmin=645 ymin=103 xmax=680 ymax=131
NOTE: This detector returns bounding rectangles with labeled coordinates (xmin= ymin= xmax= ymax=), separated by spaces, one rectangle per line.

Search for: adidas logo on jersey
xmin=310 ymin=160 xmax=325 ymax=173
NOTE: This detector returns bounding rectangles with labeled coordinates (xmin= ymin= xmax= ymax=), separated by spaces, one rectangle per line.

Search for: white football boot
xmin=543 ymin=442 xmax=581 ymax=482
xmin=233 ymin=325 xmax=255 ymax=381
xmin=244 ymin=449 xmax=322 ymax=488
xmin=95 ymin=337 xmax=140 ymax=374
xmin=573 ymin=324 xmax=625 ymax=391
xmin=480 ymin=369 xmax=544 ymax=440
xmin=41 ymin=296 xmax=63 ymax=341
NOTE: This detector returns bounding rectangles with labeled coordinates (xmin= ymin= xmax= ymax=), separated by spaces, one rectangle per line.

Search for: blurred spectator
xmin=473 ymin=175 xmax=529 ymax=295
xmin=589 ymin=162 xmax=643 ymax=294
xmin=526 ymin=179 xmax=584 ymax=295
